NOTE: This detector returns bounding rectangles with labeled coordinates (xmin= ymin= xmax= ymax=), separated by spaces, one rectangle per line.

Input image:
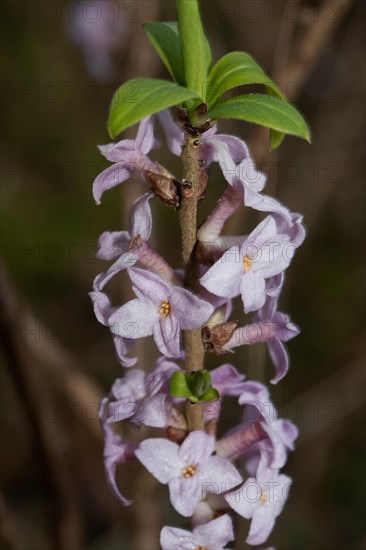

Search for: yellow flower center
xmin=181 ymin=465 xmax=197 ymax=479
xmin=195 ymin=547 xmax=208 ymax=550
xmin=259 ymin=491 xmax=267 ymax=504
xmin=159 ymin=301 xmax=171 ymax=316
xmin=243 ymin=255 xmax=252 ymax=272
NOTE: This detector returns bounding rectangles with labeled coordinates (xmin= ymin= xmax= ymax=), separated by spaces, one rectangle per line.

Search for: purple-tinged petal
xmin=134 ymin=116 xmax=158 ymax=154
xmin=134 ymin=393 xmax=167 ymax=428
xmin=266 ymin=273 xmax=285 ymax=300
xmin=240 ymin=272 xmax=266 ymax=313
xmin=112 ymin=335 xmax=137 ymax=368
xmin=273 ymin=419 xmax=298 ymax=451
xmin=145 ymin=357 xmax=180 ymax=395
xmin=236 ymin=158 xmax=267 ymax=192
xmin=210 ymin=364 xmax=247 ymax=396
xmin=170 ymin=288 xmax=214 ymax=330
xmin=158 ymin=110 xmax=185 ymax=156
xmin=97 ymin=231 xmax=130 ymax=260
xmin=169 ymin=475 xmax=202 ymax=517
xmin=93 ymin=161 xmax=135 ymax=205
xmin=199 ymin=456 xmax=243 ymax=496
xmin=273 ymin=211 xmax=306 ymax=248
xmin=268 ymin=339 xmax=289 ymax=384
xmin=100 ymin=399 xmax=137 ymax=505
xmin=135 ymin=438 xmax=181 ymax=483
xmin=98 ymin=140 xmax=134 ymax=162
xmin=129 ymin=192 xmax=153 ymax=240
xmin=241 ymin=216 xmax=277 ymax=255
xmin=244 ymin=188 xmax=292 ymax=224
xmin=109 ymin=298 xmax=156 ymax=338
xmin=111 ymin=369 xmax=146 ymax=401
xmin=246 ymin=504 xmax=276 ymax=546
xmin=128 ymin=267 xmax=170 ymax=305
xmin=178 ymin=431 xmax=215 ymax=465
xmin=200 ymin=245 xmax=243 ymax=298
xmin=94 ymin=251 xmax=138 ymax=291
xmin=153 ymin=314 xmax=181 ymax=358
xmin=89 ymin=290 xmax=114 ymax=326
xmin=225 ymin=477 xmax=258 ymax=519
xmin=160 ymin=526 xmax=197 ymax=550
xmin=194 ymin=514 xmax=235 ymax=549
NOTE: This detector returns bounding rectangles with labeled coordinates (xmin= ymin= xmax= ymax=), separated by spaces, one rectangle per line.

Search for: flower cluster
xmin=91 ymin=111 xmax=305 ymax=548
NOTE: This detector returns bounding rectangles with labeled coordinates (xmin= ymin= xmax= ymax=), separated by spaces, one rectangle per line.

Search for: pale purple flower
xmin=238 ymin=382 xmax=298 ymax=469
xmin=99 ymin=399 xmax=137 ymax=505
xmin=135 ymin=430 xmax=243 ymax=517
xmin=158 ymin=109 xmax=249 ymax=166
xmin=93 ymin=116 xmax=159 ymax=204
xmin=94 ymin=193 xmax=153 ymax=289
xmin=225 ymin=465 xmax=292 ymax=546
xmin=223 ymin=293 xmax=300 ymax=384
xmin=89 ymin=289 xmax=137 ymax=367
xmin=200 ymin=215 xmax=294 ymax=313
xmin=97 ymin=192 xmax=153 ymax=261
xmin=160 ymin=514 xmax=235 ymax=550
xmin=102 ymin=359 xmax=179 ymax=428
xmin=221 ymin=157 xmax=292 ymax=224
xmin=215 ymin=382 xmax=297 ymax=469
xmin=109 ymin=267 xmax=214 ymax=358
xmin=210 ymin=363 xmax=248 ymax=396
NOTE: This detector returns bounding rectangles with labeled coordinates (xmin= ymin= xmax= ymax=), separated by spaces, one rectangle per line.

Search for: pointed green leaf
xmin=208 ymin=94 xmax=311 ymax=142
xmin=108 ymin=78 xmax=200 ymax=137
xmin=143 ymin=22 xmax=185 ymax=85
xmin=198 ymin=388 xmax=220 ymax=402
xmin=176 ymin=0 xmax=211 ymax=100
xmin=207 ymin=51 xmax=284 ymax=109
xmin=169 ymin=371 xmax=193 ymax=398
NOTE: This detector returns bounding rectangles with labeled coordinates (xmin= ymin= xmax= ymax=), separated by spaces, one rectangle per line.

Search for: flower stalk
xmin=179 ymin=133 xmax=206 ymax=430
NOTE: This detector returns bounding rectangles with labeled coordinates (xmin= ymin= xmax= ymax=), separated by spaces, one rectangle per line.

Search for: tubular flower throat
xmin=243 ymin=255 xmax=252 ymax=272
xmin=181 ymin=465 xmax=197 ymax=478
xmin=159 ymin=301 xmax=171 ymax=316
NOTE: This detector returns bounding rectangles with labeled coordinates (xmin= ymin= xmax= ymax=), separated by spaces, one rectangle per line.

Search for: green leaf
xmin=108 ymin=78 xmax=200 ymax=137
xmin=176 ymin=0 xmax=211 ymax=100
xmin=198 ymin=388 xmax=220 ymax=402
xmin=270 ymin=129 xmax=285 ymax=150
xmin=169 ymin=371 xmax=193 ymax=398
xmin=207 ymin=51 xmax=284 ymax=109
xmin=143 ymin=22 xmax=185 ymax=85
xmin=208 ymin=94 xmax=311 ymax=142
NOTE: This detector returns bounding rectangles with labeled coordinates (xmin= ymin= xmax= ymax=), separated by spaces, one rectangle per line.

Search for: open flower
xmin=160 ymin=514 xmax=235 ymax=550
xmin=94 ymin=192 xmax=153 ymax=289
xmin=223 ymin=293 xmax=300 ymax=384
xmin=135 ymin=430 xmax=242 ymax=517
xmin=109 ymin=267 xmax=214 ymax=358
xmin=99 ymin=399 xmax=137 ymax=505
xmin=102 ymin=359 xmax=180 ymax=428
xmin=200 ymin=216 xmax=294 ymax=313
xmin=93 ymin=116 xmax=159 ymax=204
xmin=225 ymin=465 xmax=292 ymax=546
xmin=158 ymin=109 xmax=249 ymax=166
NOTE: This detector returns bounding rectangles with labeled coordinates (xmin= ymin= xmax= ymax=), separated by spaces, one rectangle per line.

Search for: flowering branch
xmin=90 ymin=1 xmax=311 ymax=548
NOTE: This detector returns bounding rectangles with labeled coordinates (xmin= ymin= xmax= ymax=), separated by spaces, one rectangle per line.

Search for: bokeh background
xmin=1 ymin=0 xmax=365 ymax=549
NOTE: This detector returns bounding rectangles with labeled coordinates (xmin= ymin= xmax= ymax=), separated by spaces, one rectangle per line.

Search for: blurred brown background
xmin=0 ymin=0 xmax=365 ymax=549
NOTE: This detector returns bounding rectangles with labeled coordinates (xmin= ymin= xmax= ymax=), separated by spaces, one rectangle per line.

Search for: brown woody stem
xmin=179 ymin=134 xmax=205 ymax=431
